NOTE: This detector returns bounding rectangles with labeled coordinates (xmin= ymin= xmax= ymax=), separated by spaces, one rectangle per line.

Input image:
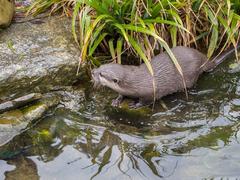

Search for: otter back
xmin=135 ymin=46 xmax=207 ymax=101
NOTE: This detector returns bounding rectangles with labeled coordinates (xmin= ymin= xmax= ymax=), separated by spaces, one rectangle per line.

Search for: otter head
xmin=91 ymin=64 xmax=127 ymax=94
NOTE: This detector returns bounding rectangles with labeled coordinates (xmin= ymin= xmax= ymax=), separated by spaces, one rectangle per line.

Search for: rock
xmin=0 ymin=0 xmax=15 ymax=28
xmin=0 ymin=93 xmax=60 ymax=146
xmin=0 ymin=16 xmax=81 ymax=99
xmin=0 ymin=93 xmax=42 ymax=113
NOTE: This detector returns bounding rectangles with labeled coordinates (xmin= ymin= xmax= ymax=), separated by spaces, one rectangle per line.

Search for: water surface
xmin=0 ymin=60 xmax=240 ymax=179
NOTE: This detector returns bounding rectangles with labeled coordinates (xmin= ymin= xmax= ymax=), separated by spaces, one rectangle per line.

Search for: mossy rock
xmin=0 ymin=93 xmax=60 ymax=146
xmin=106 ymin=99 xmax=152 ymax=126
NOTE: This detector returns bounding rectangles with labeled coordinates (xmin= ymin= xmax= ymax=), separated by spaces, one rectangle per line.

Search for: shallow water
xmin=0 ymin=60 xmax=240 ymax=179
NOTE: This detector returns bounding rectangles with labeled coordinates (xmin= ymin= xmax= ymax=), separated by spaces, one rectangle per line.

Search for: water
xmin=0 ymin=61 xmax=240 ymax=179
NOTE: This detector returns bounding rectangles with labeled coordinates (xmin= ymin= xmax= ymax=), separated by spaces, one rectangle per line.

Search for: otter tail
xmin=203 ymin=43 xmax=240 ymax=72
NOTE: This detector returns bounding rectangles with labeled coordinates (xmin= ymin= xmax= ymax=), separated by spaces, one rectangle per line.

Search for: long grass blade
xmin=72 ymin=1 xmax=81 ymax=46
xmin=108 ymin=39 xmax=116 ymax=61
xmin=89 ymin=33 xmax=108 ymax=56
xmin=116 ymin=38 xmax=123 ymax=64
xmin=128 ymin=36 xmax=153 ymax=76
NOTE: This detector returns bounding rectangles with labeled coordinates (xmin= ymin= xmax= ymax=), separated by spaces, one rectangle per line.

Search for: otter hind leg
xmin=129 ymin=98 xmax=152 ymax=109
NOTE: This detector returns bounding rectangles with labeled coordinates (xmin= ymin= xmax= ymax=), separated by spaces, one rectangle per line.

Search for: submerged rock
xmin=0 ymin=0 xmax=15 ymax=28
xmin=56 ymin=87 xmax=85 ymax=111
xmin=0 ymin=16 xmax=81 ymax=99
xmin=0 ymin=93 xmax=60 ymax=146
xmin=0 ymin=93 xmax=42 ymax=113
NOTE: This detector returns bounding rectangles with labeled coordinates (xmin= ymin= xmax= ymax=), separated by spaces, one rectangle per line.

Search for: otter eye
xmin=113 ymin=79 xmax=118 ymax=83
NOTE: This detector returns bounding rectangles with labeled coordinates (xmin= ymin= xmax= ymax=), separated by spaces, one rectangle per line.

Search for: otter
xmin=91 ymin=46 xmax=239 ymax=108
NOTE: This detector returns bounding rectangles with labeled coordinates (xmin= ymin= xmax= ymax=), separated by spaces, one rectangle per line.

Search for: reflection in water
xmin=0 ymin=61 xmax=240 ymax=179
xmin=4 ymin=156 xmax=39 ymax=180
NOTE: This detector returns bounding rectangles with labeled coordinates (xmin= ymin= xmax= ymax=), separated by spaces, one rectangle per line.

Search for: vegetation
xmin=27 ymin=0 xmax=240 ymax=70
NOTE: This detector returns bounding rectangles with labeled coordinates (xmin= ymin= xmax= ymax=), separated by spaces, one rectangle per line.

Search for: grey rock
xmin=0 ymin=0 xmax=15 ymax=28
xmin=0 ymin=16 xmax=81 ymax=99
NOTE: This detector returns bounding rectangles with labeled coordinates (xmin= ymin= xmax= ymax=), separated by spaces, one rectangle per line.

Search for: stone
xmin=0 ymin=16 xmax=81 ymax=99
xmin=0 ymin=0 xmax=15 ymax=28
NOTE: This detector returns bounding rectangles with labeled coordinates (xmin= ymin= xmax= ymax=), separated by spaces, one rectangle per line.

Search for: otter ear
xmin=99 ymin=71 xmax=108 ymax=77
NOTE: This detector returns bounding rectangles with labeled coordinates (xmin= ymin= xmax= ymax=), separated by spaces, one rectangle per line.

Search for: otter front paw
xmin=112 ymin=99 xmax=121 ymax=107
xmin=111 ymin=95 xmax=124 ymax=107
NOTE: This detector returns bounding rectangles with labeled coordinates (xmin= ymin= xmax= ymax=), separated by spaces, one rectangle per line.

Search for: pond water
xmin=0 ymin=60 xmax=240 ymax=179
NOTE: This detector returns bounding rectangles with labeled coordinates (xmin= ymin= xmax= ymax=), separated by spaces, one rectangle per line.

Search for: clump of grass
xmin=28 ymin=0 xmax=240 ymax=68
xmin=77 ymin=1 xmax=193 ymax=77
xmin=27 ymin=0 xmax=75 ymax=16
